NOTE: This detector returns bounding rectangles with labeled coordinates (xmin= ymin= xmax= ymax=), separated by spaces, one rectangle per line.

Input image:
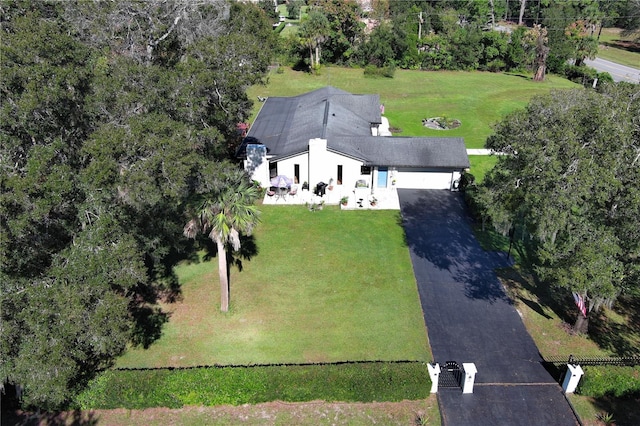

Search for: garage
xmin=395 ymin=168 xmax=457 ymax=190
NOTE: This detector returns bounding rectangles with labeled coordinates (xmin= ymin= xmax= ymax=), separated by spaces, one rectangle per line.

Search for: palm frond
xmin=183 ymin=218 xmax=200 ymax=239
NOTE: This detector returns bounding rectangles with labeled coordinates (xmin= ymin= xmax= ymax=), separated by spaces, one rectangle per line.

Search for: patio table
xmin=275 ymin=187 xmax=288 ymax=201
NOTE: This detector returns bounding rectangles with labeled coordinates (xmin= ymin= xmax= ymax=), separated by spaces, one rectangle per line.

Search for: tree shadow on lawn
xmin=496 ymin=268 xmax=568 ymax=321
xmin=1 ymin=409 xmax=100 ymax=426
xmin=504 ymin=72 xmax=535 ymax=80
xmin=130 ymin=304 xmax=171 ymax=349
xmin=495 ymin=252 xmax=640 ymax=358
xmin=589 ymin=394 xmax=640 ymax=426
xmin=125 ymin=234 xmax=261 ymax=351
xmin=199 ymin=233 xmax=259 ymax=273
xmin=589 ymin=293 xmax=640 ymax=357
xmin=601 ymin=40 xmax=640 ymax=54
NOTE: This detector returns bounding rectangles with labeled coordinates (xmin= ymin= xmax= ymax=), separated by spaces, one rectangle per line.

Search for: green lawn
xmin=596 ymin=28 xmax=640 ymax=69
xmin=117 ymin=206 xmax=429 ymax=368
xmin=497 ymin=266 xmax=640 ymax=426
xmin=468 ymin=155 xmax=499 ymax=183
xmin=119 ymin=68 xmax=578 ymax=368
xmin=249 ymin=67 xmax=580 ymax=149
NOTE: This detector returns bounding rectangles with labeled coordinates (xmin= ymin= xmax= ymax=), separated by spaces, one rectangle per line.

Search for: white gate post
xmin=562 ymin=364 xmax=584 ymax=394
xmin=462 ymin=363 xmax=477 ymax=394
xmin=427 ymin=363 xmax=440 ymax=393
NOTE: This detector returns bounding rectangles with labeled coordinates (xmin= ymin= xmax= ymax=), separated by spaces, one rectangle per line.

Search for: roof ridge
xmin=322 ymin=100 xmax=330 ymax=139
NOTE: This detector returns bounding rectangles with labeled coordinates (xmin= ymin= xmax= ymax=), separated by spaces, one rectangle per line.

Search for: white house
xmin=237 ymin=87 xmax=470 ymax=205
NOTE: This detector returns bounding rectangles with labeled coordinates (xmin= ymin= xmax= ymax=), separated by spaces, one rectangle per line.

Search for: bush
xmin=577 ymin=366 xmax=640 ymax=398
xmin=364 ymin=65 xmax=395 ymax=78
xmin=459 ymin=172 xmax=475 ymax=191
xmin=565 ymin=67 xmax=612 ymax=89
xmin=595 ymin=71 xmax=614 ymax=85
xmin=273 ymin=22 xmax=285 ymax=34
xmin=75 ymin=361 xmax=431 ymax=409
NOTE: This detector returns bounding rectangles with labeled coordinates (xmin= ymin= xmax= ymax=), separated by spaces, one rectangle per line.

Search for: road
xmin=584 ymin=57 xmax=640 ymax=84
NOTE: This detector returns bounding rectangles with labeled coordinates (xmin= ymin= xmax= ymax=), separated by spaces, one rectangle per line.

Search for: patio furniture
xmin=276 ymin=187 xmax=288 ymax=201
xmin=288 ymin=186 xmax=298 ymax=198
xmin=314 ymin=182 xmax=328 ymax=196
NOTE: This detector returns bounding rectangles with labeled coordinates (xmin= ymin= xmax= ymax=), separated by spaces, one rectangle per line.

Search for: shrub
xmin=75 ymin=361 xmax=431 ymax=409
xmin=564 ymin=65 xmax=602 ymax=88
xmin=459 ymin=172 xmax=475 ymax=191
xmin=577 ymin=366 xmax=640 ymax=398
xmin=274 ymin=22 xmax=285 ymax=34
xmin=595 ymin=71 xmax=614 ymax=85
xmin=364 ymin=65 xmax=395 ymax=78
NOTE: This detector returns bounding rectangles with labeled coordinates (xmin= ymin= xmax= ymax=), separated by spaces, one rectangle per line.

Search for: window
xmin=361 ymin=166 xmax=371 ymax=175
xmin=294 ymin=164 xmax=300 ymax=184
xmin=337 ymin=165 xmax=343 ymax=185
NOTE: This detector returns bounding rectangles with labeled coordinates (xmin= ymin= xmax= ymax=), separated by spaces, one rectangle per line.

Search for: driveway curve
xmin=399 ymin=189 xmax=578 ymax=426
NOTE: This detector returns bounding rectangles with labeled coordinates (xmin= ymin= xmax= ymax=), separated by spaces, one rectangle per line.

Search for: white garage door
xmin=395 ymin=169 xmax=453 ymax=190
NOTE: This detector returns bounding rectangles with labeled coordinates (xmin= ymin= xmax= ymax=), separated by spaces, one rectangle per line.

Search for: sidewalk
xmin=466 ymin=149 xmax=493 ymax=155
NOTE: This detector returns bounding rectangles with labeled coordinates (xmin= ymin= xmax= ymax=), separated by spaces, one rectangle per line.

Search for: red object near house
xmin=236 ymin=122 xmax=249 ymax=137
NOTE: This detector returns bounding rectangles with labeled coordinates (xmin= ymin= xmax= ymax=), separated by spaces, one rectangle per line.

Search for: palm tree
xmin=298 ymin=10 xmax=330 ymax=70
xmin=183 ymin=169 xmax=260 ymax=312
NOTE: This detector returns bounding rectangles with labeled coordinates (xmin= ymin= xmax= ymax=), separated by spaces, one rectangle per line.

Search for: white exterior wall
xmin=273 ymin=150 xmax=370 ymax=191
xmin=395 ymin=168 xmax=455 ymax=190
xmin=274 ymin=153 xmax=309 ymax=186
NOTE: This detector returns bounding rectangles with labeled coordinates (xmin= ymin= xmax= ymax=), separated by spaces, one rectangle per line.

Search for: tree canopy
xmin=1 ymin=0 xmax=274 ymax=409
xmin=279 ymin=0 xmax=631 ymax=82
xmin=470 ymin=84 xmax=640 ymax=332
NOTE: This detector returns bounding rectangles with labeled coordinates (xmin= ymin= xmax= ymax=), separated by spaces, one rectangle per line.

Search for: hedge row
xmin=563 ymin=65 xmax=614 ymax=88
xmin=75 ymin=361 xmax=431 ymax=409
xmin=578 ymin=366 xmax=640 ymax=398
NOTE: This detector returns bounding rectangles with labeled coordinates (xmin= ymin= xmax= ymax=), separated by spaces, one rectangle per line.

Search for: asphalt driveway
xmin=398 ymin=189 xmax=578 ymax=426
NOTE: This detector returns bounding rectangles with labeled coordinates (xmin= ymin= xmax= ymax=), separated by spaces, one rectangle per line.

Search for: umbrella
xmin=270 ymin=175 xmax=293 ymax=188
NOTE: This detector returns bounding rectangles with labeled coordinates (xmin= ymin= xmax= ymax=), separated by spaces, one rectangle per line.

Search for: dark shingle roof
xmin=330 ymin=136 xmax=470 ymax=168
xmin=245 ymin=86 xmax=469 ymax=169
xmin=246 ymin=87 xmax=380 ymax=160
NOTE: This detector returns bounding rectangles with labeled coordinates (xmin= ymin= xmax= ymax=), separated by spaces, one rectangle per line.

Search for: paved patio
xmin=261 ymin=186 xmax=401 ymax=210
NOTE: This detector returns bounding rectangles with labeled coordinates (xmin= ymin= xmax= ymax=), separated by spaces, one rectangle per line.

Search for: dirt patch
xmin=4 ymin=398 xmax=440 ymax=425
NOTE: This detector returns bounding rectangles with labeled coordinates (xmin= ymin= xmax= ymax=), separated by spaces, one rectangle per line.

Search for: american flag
xmin=573 ymin=292 xmax=587 ymax=318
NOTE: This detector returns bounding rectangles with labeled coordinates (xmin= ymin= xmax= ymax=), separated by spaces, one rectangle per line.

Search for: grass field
xmin=248 ymin=67 xmax=579 ymax=149
xmin=468 ymin=155 xmax=499 ymax=183
xmin=116 ymin=206 xmax=429 ymax=368
xmin=596 ymin=28 xmax=640 ymax=69
xmin=497 ymin=266 xmax=640 ymax=426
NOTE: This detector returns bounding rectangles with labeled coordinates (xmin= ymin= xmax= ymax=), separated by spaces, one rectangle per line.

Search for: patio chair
xmin=288 ymin=186 xmax=298 ymax=198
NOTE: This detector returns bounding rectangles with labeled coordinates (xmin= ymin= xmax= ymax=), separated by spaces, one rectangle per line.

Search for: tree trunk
xmin=518 ymin=0 xmax=526 ymax=25
xmin=533 ymin=65 xmax=546 ymax=81
xmin=315 ymin=45 xmax=320 ymax=67
xmin=488 ymin=0 xmax=495 ymax=29
xmin=217 ymin=239 xmax=230 ymax=312
xmin=573 ymin=313 xmax=589 ymax=334
xmin=309 ymin=46 xmax=314 ymax=69
xmin=597 ymin=24 xmax=603 ymax=41
xmin=533 ymin=38 xmax=549 ymax=82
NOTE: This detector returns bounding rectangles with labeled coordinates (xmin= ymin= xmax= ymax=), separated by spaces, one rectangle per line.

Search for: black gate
xmin=439 ymin=361 xmax=463 ymax=389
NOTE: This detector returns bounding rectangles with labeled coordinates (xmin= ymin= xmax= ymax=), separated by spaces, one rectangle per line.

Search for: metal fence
xmin=543 ymin=355 xmax=640 ymax=367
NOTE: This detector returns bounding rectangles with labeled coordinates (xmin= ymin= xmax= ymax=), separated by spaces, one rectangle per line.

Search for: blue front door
xmin=377 ymin=167 xmax=388 ymax=188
